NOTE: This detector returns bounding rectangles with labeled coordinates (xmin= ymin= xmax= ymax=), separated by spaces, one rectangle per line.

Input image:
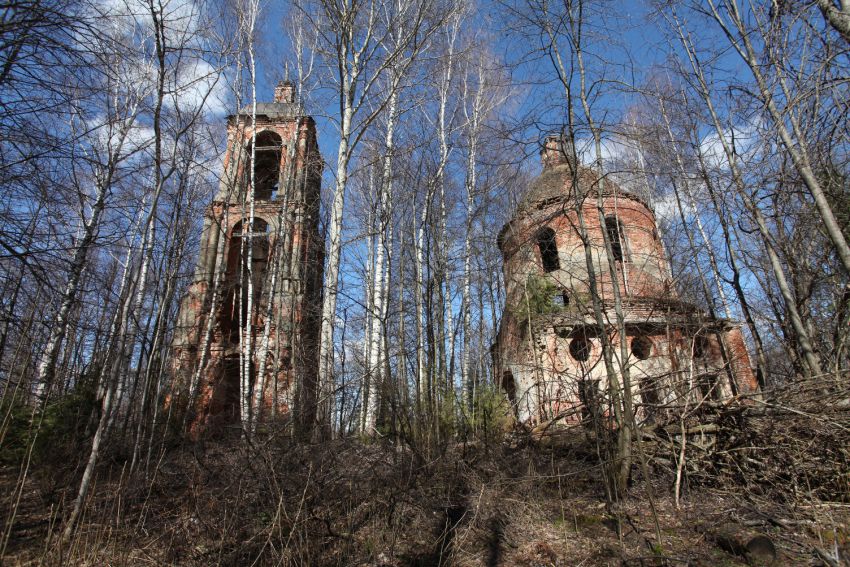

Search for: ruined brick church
xmin=494 ymin=136 xmax=758 ymax=426
xmin=171 ymin=82 xmax=324 ymax=434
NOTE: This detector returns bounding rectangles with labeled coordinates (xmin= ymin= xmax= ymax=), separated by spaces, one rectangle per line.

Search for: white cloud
xmin=598 ymin=137 xmax=634 ymax=165
xmin=166 ymin=58 xmax=229 ymax=117
xmin=85 ymin=113 xmax=155 ymax=158
xmin=698 ymin=121 xmax=760 ymax=171
xmin=653 ymin=192 xmax=679 ymax=223
xmin=79 ymin=0 xmax=227 ymax=117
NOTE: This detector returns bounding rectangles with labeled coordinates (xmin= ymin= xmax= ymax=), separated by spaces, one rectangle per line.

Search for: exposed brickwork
xmin=171 ymin=99 xmax=324 ymax=437
xmin=495 ymin=140 xmax=758 ymax=427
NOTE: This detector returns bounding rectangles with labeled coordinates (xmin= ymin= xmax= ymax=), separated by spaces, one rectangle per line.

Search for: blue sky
xmin=210 ymin=0 xmax=776 ymax=349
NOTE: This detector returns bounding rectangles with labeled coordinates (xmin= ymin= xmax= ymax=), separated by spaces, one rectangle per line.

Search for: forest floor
xmin=2 ymin=420 xmax=849 ymax=566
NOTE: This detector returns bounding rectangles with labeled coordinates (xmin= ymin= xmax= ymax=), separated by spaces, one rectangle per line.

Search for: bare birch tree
xmin=294 ymin=0 xmax=450 ymax=437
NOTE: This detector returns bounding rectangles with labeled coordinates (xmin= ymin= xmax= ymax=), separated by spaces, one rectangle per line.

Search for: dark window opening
xmin=220 ymin=219 xmax=270 ymax=343
xmin=554 ymin=326 xmax=570 ymax=339
xmin=502 ymin=371 xmax=517 ymax=405
xmin=698 ymin=372 xmax=720 ymax=400
xmin=569 ymin=336 xmax=591 ymax=361
xmin=640 ymin=377 xmax=661 ymax=423
xmin=631 ymin=336 xmax=652 ymax=360
xmin=537 ymin=227 xmax=560 ymax=272
xmin=281 ymin=350 xmax=292 ymax=371
xmin=245 ymin=131 xmax=283 ymax=200
xmin=208 ymin=355 xmax=255 ymax=427
xmin=552 ymin=292 xmax=570 ymax=308
xmin=605 ymin=216 xmax=626 ymax=262
xmin=693 ymin=335 xmax=709 ymax=359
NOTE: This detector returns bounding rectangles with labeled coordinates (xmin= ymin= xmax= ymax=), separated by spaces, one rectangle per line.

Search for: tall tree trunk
xmin=669 ymin=11 xmax=824 ymax=378
xmin=365 ymin=88 xmax=399 ymax=433
xmin=242 ymin=0 xmax=260 ymax=431
xmin=33 ymin=113 xmax=136 ymax=402
xmin=460 ymin=62 xmax=483 ymax=413
xmin=317 ymin=94 xmax=353 ymax=438
xmin=708 ymin=0 xmax=850 ymax=277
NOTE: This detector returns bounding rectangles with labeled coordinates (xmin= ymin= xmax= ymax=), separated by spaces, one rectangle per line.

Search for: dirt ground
xmin=2 ymin=427 xmax=848 ymax=566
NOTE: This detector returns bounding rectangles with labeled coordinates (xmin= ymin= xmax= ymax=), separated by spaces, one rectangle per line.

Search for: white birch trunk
xmin=364 ymin=89 xmax=398 ymax=433
xmin=414 ymin=208 xmax=428 ymax=410
xmin=460 ymin=57 xmax=486 ymax=413
xmin=317 ymin=99 xmax=353 ymax=436
xmin=242 ymin=0 xmax=260 ymax=431
xmin=33 ymin=112 xmax=136 ymax=402
xmin=359 ymin=172 xmax=377 ymax=433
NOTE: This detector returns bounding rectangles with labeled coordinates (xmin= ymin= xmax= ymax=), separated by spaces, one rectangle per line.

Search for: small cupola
xmin=274 ymin=80 xmax=296 ymax=104
xmin=541 ymin=134 xmax=576 ymax=172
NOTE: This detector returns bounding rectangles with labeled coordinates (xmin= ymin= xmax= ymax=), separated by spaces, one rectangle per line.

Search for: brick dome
xmin=517 ymin=162 xmax=651 ymax=215
xmin=492 ymin=136 xmax=758 ymax=428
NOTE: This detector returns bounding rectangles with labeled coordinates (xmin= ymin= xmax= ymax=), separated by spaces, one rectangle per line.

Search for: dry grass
xmin=2 ymin=378 xmax=849 ymax=566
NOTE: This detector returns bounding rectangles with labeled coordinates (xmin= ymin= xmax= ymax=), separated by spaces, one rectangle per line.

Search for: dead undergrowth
xmin=2 ymin=379 xmax=849 ymax=566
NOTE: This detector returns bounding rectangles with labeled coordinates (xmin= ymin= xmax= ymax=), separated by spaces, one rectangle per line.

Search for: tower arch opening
xmin=502 ymin=370 xmax=517 ymax=406
xmin=220 ymin=218 xmax=271 ymax=343
xmin=207 ymin=354 xmax=256 ymax=429
xmin=537 ymin=227 xmax=560 ymax=272
xmin=245 ymin=131 xmax=283 ymax=200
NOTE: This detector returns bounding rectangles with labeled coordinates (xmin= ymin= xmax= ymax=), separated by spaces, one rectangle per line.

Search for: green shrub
xmin=512 ymin=275 xmax=565 ymax=325
xmin=0 ymin=381 xmax=97 ymax=468
xmin=463 ymin=384 xmax=514 ymax=441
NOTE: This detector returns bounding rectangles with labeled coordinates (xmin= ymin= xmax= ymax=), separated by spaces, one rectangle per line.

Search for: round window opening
xmin=631 ymin=336 xmax=652 ymax=360
xmin=569 ymin=337 xmax=591 ymax=361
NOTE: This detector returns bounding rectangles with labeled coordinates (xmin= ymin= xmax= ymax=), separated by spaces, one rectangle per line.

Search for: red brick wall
xmin=494 ymin=167 xmax=759 ymax=426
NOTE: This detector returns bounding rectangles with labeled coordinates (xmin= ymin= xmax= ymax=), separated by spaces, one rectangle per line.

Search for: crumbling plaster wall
xmin=495 ymin=164 xmax=758 ymax=428
xmin=171 ymin=105 xmax=323 ymax=435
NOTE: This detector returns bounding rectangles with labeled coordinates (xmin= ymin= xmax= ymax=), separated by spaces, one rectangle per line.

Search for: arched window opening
xmin=232 ymin=218 xmax=270 ymax=237
xmin=693 ymin=335 xmax=709 ymax=359
xmin=502 ymin=371 xmax=517 ymax=405
xmin=537 ymin=227 xmax=560 ymax=272
xmin=631 ymin=336 xmax=652 ymax=360
xmin=640 ymin=377 xmax=660 ymax=412
xmin=220 ymin=219 xmax=271 ymax=343
xmin=245 ymin=131 xmax=283 ymax=200
xmin=605 ymin=216 xmax=627 ymax=262
xmin=569 ymin=336 xmax=591 ymax=361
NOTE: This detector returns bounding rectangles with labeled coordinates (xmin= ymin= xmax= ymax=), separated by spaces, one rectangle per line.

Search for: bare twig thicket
xmin=0 ymin=0 xmax=847 ymax=564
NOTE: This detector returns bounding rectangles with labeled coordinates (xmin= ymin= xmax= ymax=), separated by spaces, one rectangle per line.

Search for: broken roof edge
xmin=497 ymin=174 xmax=655 ymax=255
xmin=228 ymin=101 xmax=307 ymax=123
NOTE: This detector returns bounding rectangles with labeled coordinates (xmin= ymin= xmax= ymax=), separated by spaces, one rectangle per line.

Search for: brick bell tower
xmin=171 ymin=81 xmax=324 ymax=435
